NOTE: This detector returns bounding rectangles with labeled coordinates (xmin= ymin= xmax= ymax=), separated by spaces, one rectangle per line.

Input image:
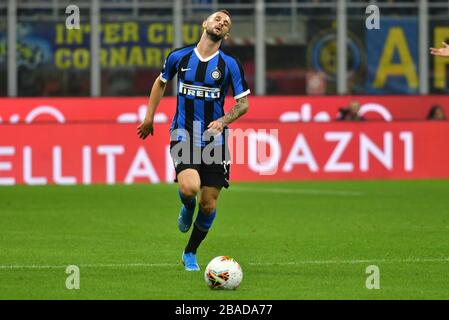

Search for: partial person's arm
xmin=207 ymin=95 xmax=249 ymax=134
xmin=430 ymin=42 xmax=449 ymax=57
xmin=137 ymin=77 xmax=167 ymax=139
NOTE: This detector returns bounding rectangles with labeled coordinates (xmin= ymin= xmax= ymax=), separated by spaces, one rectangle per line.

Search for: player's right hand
xmin=137 ymin=119 xmax=154 ymax=139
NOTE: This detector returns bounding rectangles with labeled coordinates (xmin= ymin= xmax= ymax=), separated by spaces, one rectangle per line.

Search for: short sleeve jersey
xmin=160 ymin=45 xmax=250 ymax=146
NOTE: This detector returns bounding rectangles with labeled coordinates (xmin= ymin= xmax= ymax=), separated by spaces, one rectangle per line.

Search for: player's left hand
xmin=207 ymin=120 xmax=225 ymax=135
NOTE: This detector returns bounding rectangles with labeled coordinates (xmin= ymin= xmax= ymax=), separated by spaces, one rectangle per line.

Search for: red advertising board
xmin=0 ymin=96 xmax=449 ymax=125
xmin=0 ymin=121 xmax=448 ymax=185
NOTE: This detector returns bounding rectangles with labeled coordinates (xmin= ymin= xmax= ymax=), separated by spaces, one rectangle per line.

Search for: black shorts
xmin=170 ymin=140 xmax=230 ymax=189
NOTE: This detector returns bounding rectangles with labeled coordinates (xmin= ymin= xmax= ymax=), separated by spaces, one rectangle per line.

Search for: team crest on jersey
xmin=211 ymin=68 xmax=221 ymax=80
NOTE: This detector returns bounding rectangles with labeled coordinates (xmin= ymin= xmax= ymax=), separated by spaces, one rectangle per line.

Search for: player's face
xmin=203 ymin=12 xmax=231 ymax=42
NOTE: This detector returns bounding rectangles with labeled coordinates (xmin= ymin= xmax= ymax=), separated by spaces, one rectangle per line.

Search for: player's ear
xmin=224 ymin=32 xmax=230 ymax=40
xmin=202 ymin=20 xmax=207 ymax=30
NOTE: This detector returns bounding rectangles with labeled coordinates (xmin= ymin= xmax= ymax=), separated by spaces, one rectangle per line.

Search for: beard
xmin=205 ymin=28 xmax=225 ymax=42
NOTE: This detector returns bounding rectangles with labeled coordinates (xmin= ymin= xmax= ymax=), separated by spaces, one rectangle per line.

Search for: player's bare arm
xmin=137 ymin=77 xmax=167 ymax=140
xmin=430 ymin=42 xmax=449 ymax=57
xmin=207 ymin=95 xmax=249 ymax=134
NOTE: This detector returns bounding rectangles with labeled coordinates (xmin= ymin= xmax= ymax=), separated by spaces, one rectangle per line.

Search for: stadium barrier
xmin=0 ymin=97 xmax=448 ymax=185
xmin=1 ymin=96 xmax=449 ymax=123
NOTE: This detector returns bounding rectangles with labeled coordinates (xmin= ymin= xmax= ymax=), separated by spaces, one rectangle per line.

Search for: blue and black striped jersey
xmin=159 ymin=45 xmax=250 ymax=147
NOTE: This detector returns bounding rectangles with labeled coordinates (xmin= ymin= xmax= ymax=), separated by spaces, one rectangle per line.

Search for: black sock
xmin=184 ymin=223 xmax=208 ymax=254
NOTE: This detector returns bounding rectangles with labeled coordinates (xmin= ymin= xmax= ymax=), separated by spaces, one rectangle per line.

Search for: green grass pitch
xmin=1 ymin=180 xmax=449 ymax=299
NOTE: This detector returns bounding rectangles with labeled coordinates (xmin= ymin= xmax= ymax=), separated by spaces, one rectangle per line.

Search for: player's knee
xmin=200 ymin=199 xmax=216 ymax=215
xmin=179 ymin=182 xmax=199 ymax=198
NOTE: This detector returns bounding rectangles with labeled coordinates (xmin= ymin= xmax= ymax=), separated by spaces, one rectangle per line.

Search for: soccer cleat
xmin=178 ymin=202 xmax=195 ymax=233
xmin=182 ymin=252 xmax=200 ymax=271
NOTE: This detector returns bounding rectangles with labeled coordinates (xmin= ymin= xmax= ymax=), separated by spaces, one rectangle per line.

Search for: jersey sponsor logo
xmin=181 ymin=67 xmax=191 ymax=72
xmin=179 ymin=82 xmax=221 ymax=99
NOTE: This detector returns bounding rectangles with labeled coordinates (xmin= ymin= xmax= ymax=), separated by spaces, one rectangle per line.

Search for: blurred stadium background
xmin=1 ymin=0 xmax=449 ymax=300
xmin=3 ymin=0 xmax=449 ymax=97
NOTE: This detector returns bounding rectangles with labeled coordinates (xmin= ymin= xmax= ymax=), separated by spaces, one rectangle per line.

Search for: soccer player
xmin=137 ymin=10 xmax=250 ymax=271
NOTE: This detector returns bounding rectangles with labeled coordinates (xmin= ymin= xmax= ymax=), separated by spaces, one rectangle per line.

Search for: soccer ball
xmin=204 ymin=256 xmax=243 ymax=290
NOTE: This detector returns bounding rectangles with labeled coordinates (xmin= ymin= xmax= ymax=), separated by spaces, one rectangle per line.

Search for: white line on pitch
xmin=0 ymin=263 xmax=178 ymax=269
xmin=1 ymin=258 xmax=448 ymax=270
xmin=248 ymin=258 xmax=449 ymax=266
xmin=232 ymin=186 xmax=364 ymax=196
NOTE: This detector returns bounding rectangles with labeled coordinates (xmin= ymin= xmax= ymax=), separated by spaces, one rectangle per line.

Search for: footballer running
xmin=137 ymin=10 xmax=250 ymax=271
